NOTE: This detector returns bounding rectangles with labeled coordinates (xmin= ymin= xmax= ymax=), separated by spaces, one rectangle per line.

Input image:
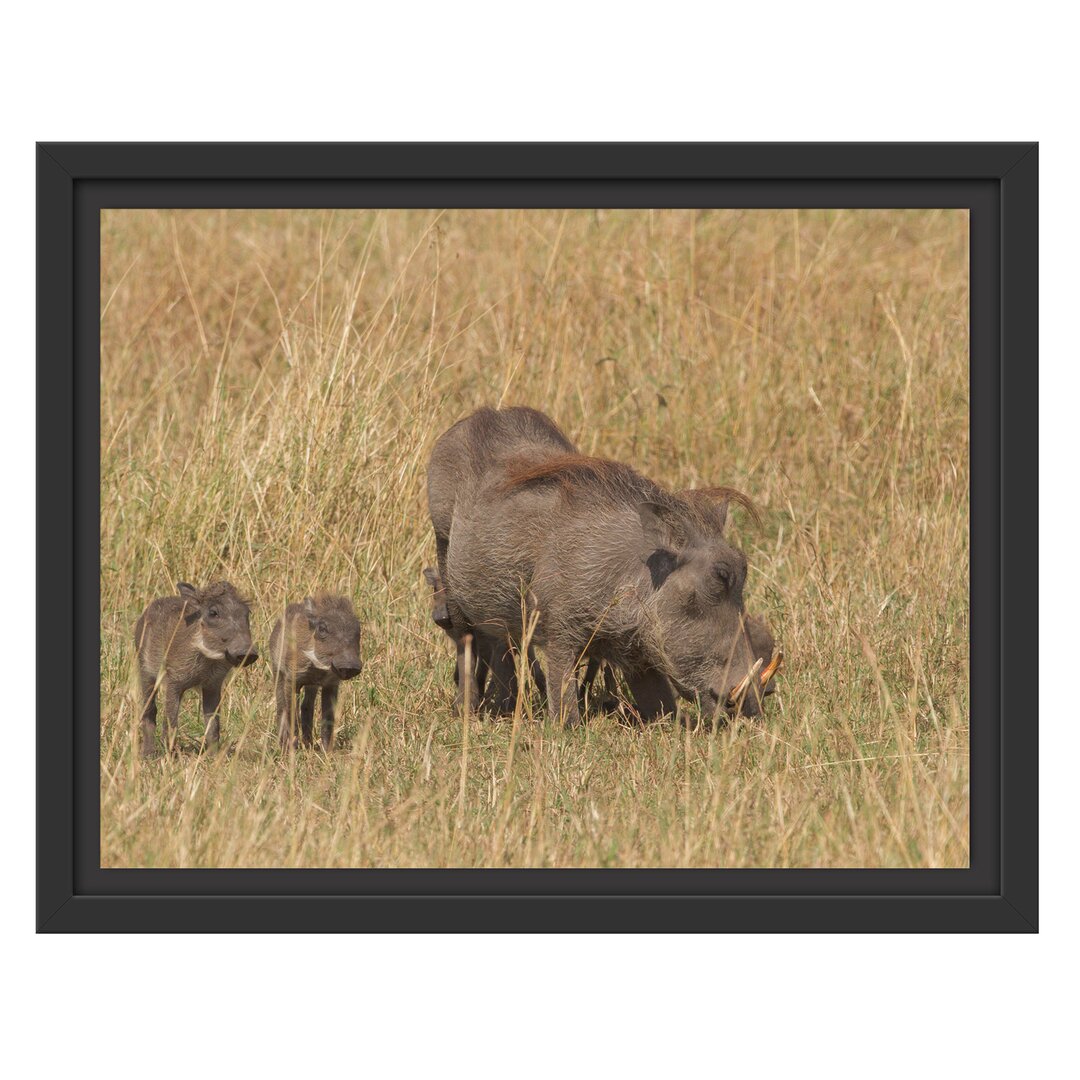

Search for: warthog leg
xmin=624 ymin=668 xmax=676 ymax=722
xmin=298 ymin=686 xmax=317 ymax=747
xmin=545 ymin=644 xmax=582 ymax=728
xmin=320 ymin=684 xmax=338 ymax=751
xmin=276 ymin=677 xmax=299 ymax=751
xmin=138 ymin=672 xmax=158 ymax=758
xmin=201 ymin=681 xmax=223 ymax=751
xmin=528 ymin=649 xmax=548 ymax=700
xmin=480 ymin=636 xmax=519 ymax=715
xmin=163 ymin=684 xmax=183 ymax=754
xmin=580 ymin=658 xmax=620 ymax=715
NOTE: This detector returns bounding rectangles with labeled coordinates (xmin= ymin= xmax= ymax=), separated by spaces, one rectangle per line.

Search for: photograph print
xmin=101 ymin=206 xmax=969 ymax=870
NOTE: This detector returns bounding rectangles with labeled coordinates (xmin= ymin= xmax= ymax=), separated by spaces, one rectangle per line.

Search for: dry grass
xmin=100 ymin=207 xmax=969 ymax=868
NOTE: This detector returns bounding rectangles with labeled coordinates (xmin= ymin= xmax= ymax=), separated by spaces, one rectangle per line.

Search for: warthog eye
xmin=208 ymin=606 xmax=219 ymax=618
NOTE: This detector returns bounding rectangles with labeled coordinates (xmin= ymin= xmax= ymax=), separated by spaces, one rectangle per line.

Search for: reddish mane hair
xmin=502 ymin=454 xmax=761 ymax=530
xmin=678 ymin=487 xmax=763 ymax=530
xmin=501 ymin=453 xmax=634 ymax=493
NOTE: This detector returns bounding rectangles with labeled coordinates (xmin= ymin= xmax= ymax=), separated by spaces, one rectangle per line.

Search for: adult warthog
xmin=440 ymin=408 xmax=780 ymax=727
xmin=427 ymin=406 xmax=573 ymax=713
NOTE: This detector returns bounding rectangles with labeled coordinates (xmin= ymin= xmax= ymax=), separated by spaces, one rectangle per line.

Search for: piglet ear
xmin=302 ymin=596 xmax=318 ymax=628
xmin=176 ymin=582 xmax=201 ymax=623
xmin=422 ymin=567 xmax=440 ymax=589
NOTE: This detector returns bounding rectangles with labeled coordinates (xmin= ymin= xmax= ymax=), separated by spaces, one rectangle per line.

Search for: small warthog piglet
xmin=135 ymin=580 xmax=258 ymax=757
xmin=269 ymin=594 xmax=362 ymax=751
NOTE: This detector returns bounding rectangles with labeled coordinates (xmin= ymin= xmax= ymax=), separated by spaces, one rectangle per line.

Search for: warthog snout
xmin=717 ymin=649 xmax=783 ymax=719
xmin=332 ymin=658 xmax=362 ymax=680
xmin=228 ymin=643 xmax=259 ymax=667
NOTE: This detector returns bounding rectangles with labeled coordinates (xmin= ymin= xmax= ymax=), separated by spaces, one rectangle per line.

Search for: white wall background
xmin=2 ymin=3 xmax=1068 ymax=1076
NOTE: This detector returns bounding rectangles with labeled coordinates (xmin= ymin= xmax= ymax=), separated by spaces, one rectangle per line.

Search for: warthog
xmin=440 ymin=410 xmax=779 ymax=727
xmin=427 ymin=406 xmax=574 ymax=713
xmin=422 ymin=564 xmax=550 ymax=711
xmin=269 ymin=594 xmax=362 ymax=750
xmin=134 ymin=580 xmax=258 ymax=757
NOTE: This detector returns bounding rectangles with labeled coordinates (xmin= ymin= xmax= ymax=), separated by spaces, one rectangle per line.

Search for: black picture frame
xmin=37 ymin=142 xmax=1037 ymax=933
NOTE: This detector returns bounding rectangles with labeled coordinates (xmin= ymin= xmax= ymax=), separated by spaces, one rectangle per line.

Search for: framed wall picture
xmin=37 ymin=142 xmax=1037 ymax=931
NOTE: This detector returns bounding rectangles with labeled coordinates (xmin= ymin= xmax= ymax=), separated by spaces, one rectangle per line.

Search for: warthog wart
xmin=134 ymin=580 xmax=258 ymax=757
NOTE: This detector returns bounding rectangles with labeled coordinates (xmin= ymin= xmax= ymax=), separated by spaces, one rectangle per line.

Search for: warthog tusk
xmin=759 ymin=649 xmax=783 ymax=690
xmin=727 ymin=657 xmax=764 ymax=707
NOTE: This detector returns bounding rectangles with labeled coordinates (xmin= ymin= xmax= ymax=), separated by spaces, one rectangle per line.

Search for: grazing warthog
xmin=269 ymin=594 xmax=362 ymax=751
xmin=134 ymin=581 xmax=258 ymax=757
xmin=427 ymin=406 xmax=574 ymax=713
xmin=441 ymin=412 xmax=779 ymax=727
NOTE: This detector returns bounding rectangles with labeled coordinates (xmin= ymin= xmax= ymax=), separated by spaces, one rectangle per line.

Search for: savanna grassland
xmin=100 ymin=208 xmax=969 ymax=868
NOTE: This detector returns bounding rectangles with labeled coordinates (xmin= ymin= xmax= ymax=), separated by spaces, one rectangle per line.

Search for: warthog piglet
xmin=269 ymin=594 xmax=362 ymax=751
xmin=134 ymin=580 xmax=258 ymax=757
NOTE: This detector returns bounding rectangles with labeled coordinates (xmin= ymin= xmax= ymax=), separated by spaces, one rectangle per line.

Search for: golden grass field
xmin=100 ymin=207 xmax=969 ymax=868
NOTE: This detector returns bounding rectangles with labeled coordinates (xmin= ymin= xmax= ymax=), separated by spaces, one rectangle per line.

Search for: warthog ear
xmin=679 ymin=486 xmax=762 ymax=535
xmin=422 ymin=567 xmax=440 ymax=590
xmin=176 ymin=581 xmax=202 ymax=623
xmin=303 ymin=595 xmax=318 ymax=628
xmin=637 ymin=502 xmax=691 ymax=549
xmin=712 ymin=501 xmax=729 ymax=534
